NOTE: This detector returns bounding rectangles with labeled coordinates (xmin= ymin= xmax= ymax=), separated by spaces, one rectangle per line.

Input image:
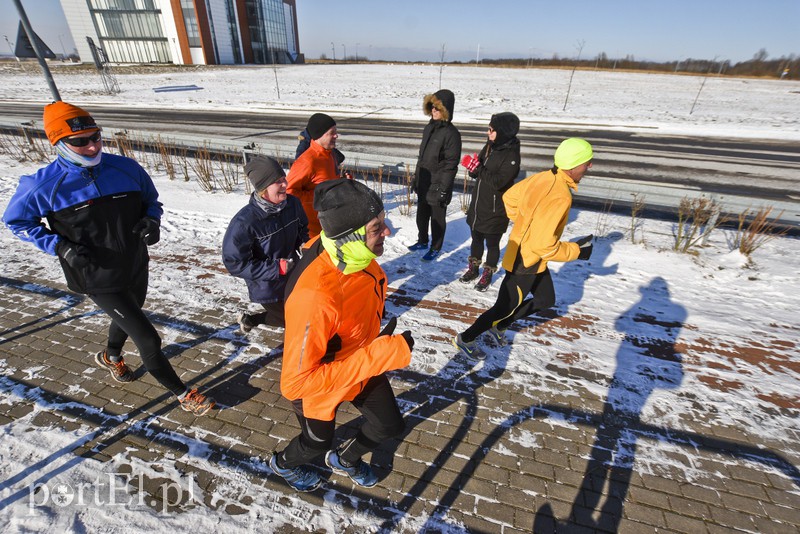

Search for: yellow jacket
xmin=281 ymin=238 xmax=411 ymax=421
xmin=501 ymin=169 xmax=581 ymax=273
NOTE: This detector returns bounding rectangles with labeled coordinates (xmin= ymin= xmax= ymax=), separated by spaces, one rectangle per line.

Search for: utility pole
xmin=12 ymin=0 xmax=61 ymax=101
xmin=331 ymin=42 xmax=335 ymax=63
xmin=342 ymin=43 xmax=346 ymax=62
xmin=355 ymin=42 xmax=360 ymax=63
xmin=58 ymin=34 xmax=67 ymax=60
xmin=4 ymin=35 xmax=20 ymax=64
xmin=476 ymin=43 xmax=480 ymax=65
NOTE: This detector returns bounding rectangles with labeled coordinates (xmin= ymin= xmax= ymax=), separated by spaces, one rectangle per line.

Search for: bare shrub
xmin=630 ymin=193 xmax=646 ymax=244
xmin=188 ymin=143 xmax=216 ymax=192
xmin=155 ymin=135 xmax=177 ymax=179
xmin=594 ymin=196 xmax=615 ymax=236
xmin=216 ymin=150 xmax=241 ymax=193
xmin=399 ymin=163 xmax=415 ymax=217
xmin=732 ymin=206 xmax=789 ymax=256
xmin=673 ymin=196 xmax=723 ymax=253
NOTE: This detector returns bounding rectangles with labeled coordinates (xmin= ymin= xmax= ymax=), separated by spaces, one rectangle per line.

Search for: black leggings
xmin=469 ymin=230 xmax=503 ymax=268
xmin=416 ymin=201 xmax=447 ymax=250
xmin=247 ymin=301 xmax=285 ymax=328
xmin=279 ymin=374 xmax=405 ymax=468
xmin=462 ymin=268 xmax=556 ymax=342
xmin=88 ymin=272 xmax=186 ymax=396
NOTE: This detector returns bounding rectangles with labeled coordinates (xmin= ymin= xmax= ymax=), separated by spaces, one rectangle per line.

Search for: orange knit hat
xmin=43 ymin=101 xmax=99 ymax=145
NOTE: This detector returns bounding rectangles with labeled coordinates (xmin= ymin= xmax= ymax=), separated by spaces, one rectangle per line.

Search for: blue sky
xmin=2 ymin=0 xmax=798 ymax=63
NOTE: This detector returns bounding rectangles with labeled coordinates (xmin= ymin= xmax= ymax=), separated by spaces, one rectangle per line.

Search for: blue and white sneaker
xmin=325 ymin=450 xmax=379 ymax=488
xmin=421 ymin=248 xmax=441 ymax=262
xmin=269 ymin=453 xmax=322 ymax=492
xmin=452 ymin=334 xmax=486 ymax=360
xmin=407 ymin=242 xmax=429 ymax=251
xmin=488 ymin=325 xmax=508 ymax=347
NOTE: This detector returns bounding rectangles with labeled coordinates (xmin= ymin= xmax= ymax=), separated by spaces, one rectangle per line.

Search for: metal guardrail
xmin=3 ymin=123 xmax=798 ymax=235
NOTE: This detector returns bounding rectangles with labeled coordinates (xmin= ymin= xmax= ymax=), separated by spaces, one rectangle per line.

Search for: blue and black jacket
xmin=222 ymin=194 xmax=308 ymax=304
xmin=3 ymin=152 xmax=162 ymax=294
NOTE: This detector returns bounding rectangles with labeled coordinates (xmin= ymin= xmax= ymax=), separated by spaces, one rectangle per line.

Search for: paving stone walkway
xmin=0 ymin=269 xmax=798 ymax=533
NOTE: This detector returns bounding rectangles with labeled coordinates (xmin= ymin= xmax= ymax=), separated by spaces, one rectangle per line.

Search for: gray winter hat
xmin=244 ymin=156 xmax=285 ymax=192
xmin=314 ymin=178 xmax=384 ymax=239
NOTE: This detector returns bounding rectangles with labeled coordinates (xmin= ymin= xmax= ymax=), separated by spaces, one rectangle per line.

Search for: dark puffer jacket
xmin=466 ymin=112 xmax=521 ymax=235
xmin=414 ymin=89 xmax=462 ymax=207
xmin=222 ymin=194 xmax=308 ymax=304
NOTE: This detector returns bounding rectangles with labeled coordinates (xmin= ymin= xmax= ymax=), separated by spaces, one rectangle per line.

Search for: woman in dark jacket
xmin=460 ymin=112 xmax=521 ymax=291
xmin=409 ymin=89 xmax=462 ymax=262
xmin=222 ymin=156 xmax=308 ymax=333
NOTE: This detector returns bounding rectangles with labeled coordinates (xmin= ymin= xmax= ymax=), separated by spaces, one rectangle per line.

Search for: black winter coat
xmin=466 ymin=137 xmax=521 ymax=235
xmin=414 ymin=90 xmax=462 ymax=207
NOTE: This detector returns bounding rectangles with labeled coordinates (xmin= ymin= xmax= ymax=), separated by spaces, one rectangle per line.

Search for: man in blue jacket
xmin=222 ymin=156 xmax=308 ymax=333
xmin=2 ymin=102 xmax=214 ymax=416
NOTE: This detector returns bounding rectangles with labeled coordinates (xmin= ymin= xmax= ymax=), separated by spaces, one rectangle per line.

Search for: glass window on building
xmin=88 ymin=0 xmax=170 ymax=63
xmin=245 ymin=0 xmax=290 ymax=64
xmin=180 ymin=0 xmax=202 ymax=48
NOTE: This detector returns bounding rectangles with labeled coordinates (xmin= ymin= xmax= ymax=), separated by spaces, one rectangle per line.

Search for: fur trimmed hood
xmin=423 ymin=89 xmax=455 ymax=122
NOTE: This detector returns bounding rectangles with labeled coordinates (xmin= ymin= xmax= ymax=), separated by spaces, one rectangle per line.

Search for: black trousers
xmin=279 ymin=374 xmax=405 ymax=468
xmin=462 ymin=268 xmax=556 ymax=342
xmin=469 ymin=230 xmax=503 ymax=268
xmin=88 ymin=270 xmax=186 ymax=396
xmin=245 ymin=301 xmax=285 ymax=328
xmin=416 ymin=201 xmax=447 ymax=250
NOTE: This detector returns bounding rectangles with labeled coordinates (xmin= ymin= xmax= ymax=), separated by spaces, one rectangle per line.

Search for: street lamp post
xmin=342 ymin=43 xmax=346 ymax=62
xmin=331 ymin=42 xmax=335 ymax=63
xmin=355 ymin=42 xmax=360 ymax=63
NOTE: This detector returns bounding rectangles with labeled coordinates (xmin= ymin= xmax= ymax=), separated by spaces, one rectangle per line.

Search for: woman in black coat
xmin=409 ymin=89 xmax=462 ymax=262
xmin=460 ymin=112 xmax=521 ymax=291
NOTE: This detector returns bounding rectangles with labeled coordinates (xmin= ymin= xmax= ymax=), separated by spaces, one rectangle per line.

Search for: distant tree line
xmin=459 ymin=48 xmax=798 ymax=79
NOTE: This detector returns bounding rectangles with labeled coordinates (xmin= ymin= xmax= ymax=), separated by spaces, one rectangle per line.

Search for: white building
xmin=59 ymin=0 xmax=302 ymax=65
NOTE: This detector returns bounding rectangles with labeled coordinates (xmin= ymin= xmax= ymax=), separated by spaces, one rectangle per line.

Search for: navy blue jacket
xmin=222 ymin=194 xmax=308 ymax=304
xmin=3 ymin=153 xmax=162 ymax=294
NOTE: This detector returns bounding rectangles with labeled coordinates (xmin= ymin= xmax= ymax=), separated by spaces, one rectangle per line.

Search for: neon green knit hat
xmin=554 ymin=138 xmax=593 ymax=170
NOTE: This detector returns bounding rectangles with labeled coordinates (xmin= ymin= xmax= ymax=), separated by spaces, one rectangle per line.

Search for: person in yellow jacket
xmin=453 ymin=138 xmax=595 ymax=360
xmin=270 ymin=178 xmax=415 ymax=492
xmin=286 ymin=113 xmax=340 ymax=237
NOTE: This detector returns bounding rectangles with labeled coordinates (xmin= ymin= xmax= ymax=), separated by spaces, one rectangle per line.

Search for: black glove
xmin=410 ymin=179 xmax=418 ymax=194
xmin=379 ymin=316 xmax=397 ymax=337
xmin=56 ymin=240 xmax=91 ymax=269
xmin=576 ymin=234 xmax=594 ymax=260
xmin=438 ymin=191 xmax=449 ymax=208
xmin=400 ymin=330 xmax=414 ymax=351
xmin=132 ymin=217 xmax=160 ymax=245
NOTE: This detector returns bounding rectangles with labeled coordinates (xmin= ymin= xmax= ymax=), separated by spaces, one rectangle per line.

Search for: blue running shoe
xmin=269 ymin=453 xmax=322 ymax=492
xmin=452 ymin=334 xmax=486 ymax=360
xmin=421 ymin=248 xmax=441 ymax=262
xmin=407 ymin=242 xmax=428 ymax=251
xmin=325 ymin=450 xmax=379 ymax=488
xmin=488 ymin=325 xmax=508 ymax=347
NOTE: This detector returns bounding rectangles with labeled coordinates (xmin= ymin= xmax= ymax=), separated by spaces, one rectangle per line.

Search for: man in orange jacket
xmin=453 ymin=138 xmax=595 ymax=360
xmin=270 ymin=178 xmax=414 ymax=492
xmin=286 ymin=113 xmax=340 ymax=237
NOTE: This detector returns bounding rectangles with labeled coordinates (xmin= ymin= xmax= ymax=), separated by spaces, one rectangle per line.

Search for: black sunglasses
xmin=62 ymin=131 xmax=102 ymax=147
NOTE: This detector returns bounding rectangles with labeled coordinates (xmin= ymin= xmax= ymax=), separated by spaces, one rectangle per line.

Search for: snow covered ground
xmin=0 ymin=64 xmax=798 ymax=532
xmin=1 ymin=63 xmax=800 ymax=140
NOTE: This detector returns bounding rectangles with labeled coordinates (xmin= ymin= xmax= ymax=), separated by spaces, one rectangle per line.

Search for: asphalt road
xmin=2 ymin=102 xmax=798 ymax=227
